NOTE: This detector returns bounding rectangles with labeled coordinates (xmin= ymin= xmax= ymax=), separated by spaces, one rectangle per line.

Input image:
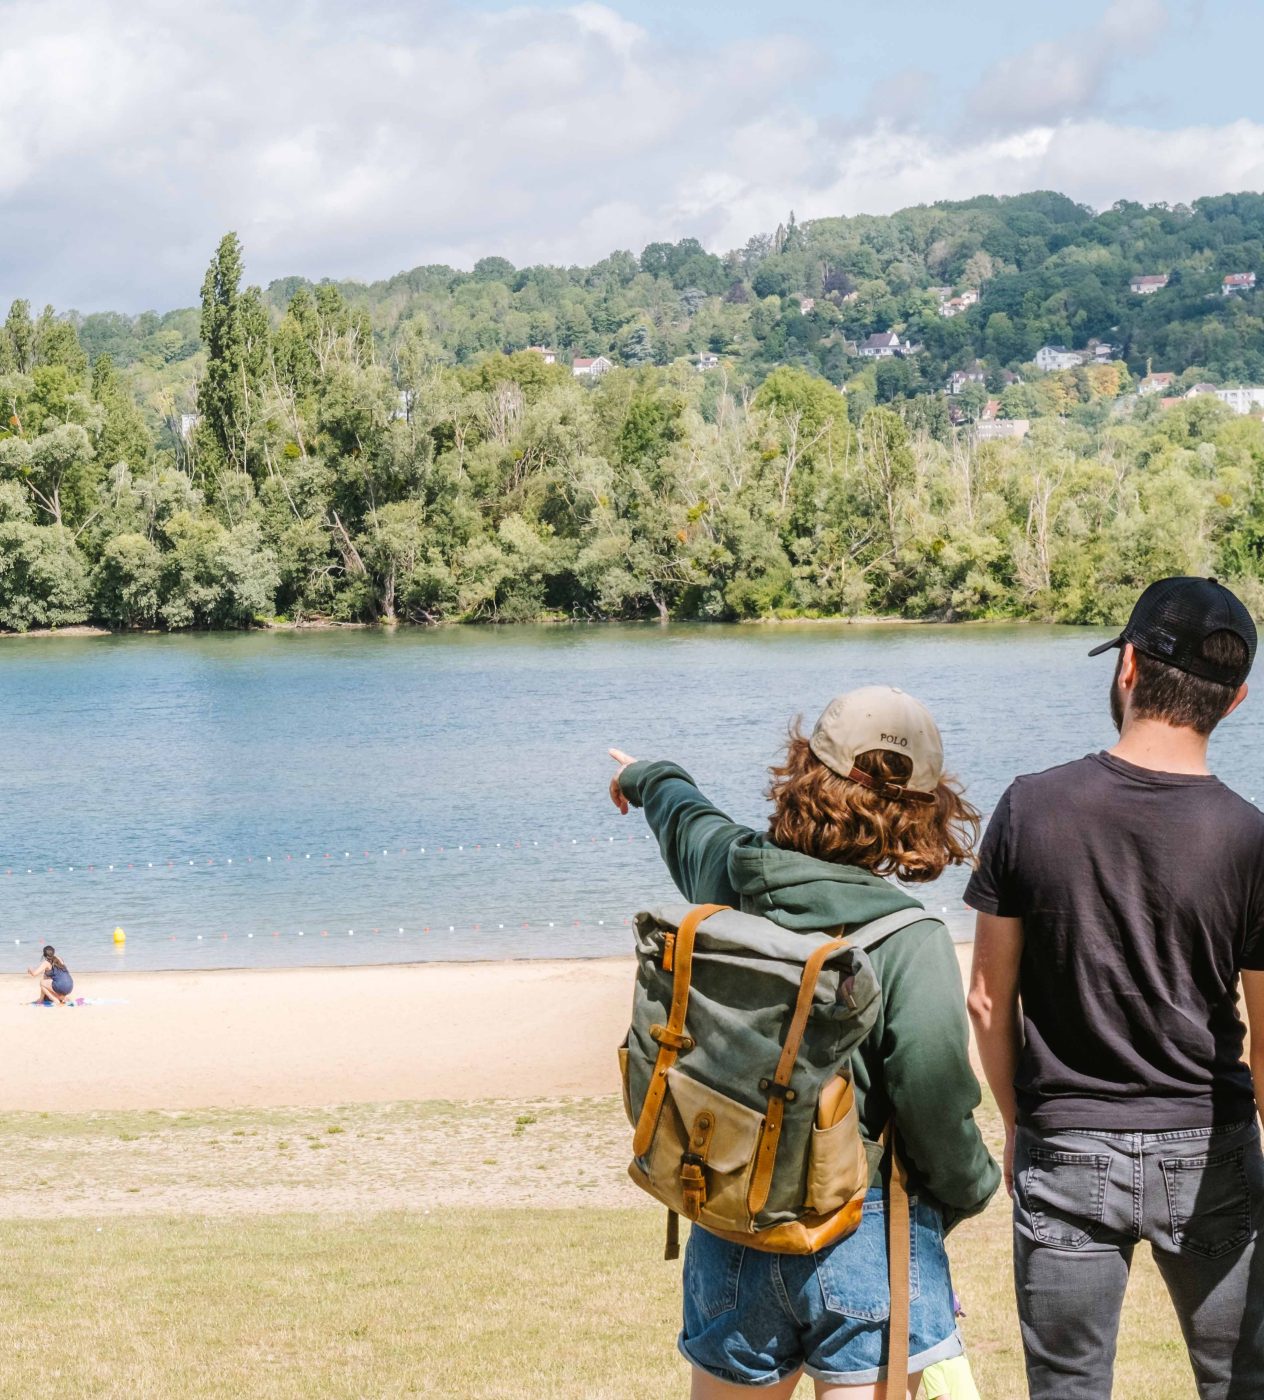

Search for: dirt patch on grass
xmin=0 ymin=1097 xmax=638 ymax=1216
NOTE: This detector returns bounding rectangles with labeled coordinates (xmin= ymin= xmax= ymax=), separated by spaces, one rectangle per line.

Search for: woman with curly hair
xmin=609 ymin=686 xmax=999 ymax=1400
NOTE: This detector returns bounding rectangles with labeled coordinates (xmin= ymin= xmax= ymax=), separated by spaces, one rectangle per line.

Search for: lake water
xmin=5 ymin=623 xmax=1263 ymax=972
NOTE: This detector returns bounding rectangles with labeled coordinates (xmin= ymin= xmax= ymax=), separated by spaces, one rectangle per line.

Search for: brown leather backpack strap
xmin=747 ymin=933 xmax=848 ymax=1217
xmin=884 ymin=1121 xmax=910 ymax=1398
xmin=664 ymin=1209 xmax=680 ymax=1261
xmin=631 ymin=904 xmax=729 ymax=1158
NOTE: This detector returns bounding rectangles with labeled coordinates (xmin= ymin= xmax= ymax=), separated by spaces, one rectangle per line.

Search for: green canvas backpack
xmin=620 ymin=901 xmax=928 ymax=1390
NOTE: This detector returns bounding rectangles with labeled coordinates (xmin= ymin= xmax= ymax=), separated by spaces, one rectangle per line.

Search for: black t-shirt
xmin=965 ymin=752 xmax=1264 ymax=1130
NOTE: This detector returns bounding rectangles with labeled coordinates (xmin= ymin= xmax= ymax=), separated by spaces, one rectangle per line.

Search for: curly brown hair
xmin=766 ymin=728 xmax=980 ymax=882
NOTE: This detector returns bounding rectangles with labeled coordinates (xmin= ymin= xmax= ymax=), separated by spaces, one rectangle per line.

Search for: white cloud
xmin=967 ymin=0 xmax=1169 ymax=131
xmin=0 ymin=0 xmax=1257 ymax=312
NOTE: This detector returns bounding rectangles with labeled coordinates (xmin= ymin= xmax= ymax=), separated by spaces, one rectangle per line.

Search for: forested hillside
xmin=4 ymin=191 xmax=1264 ymax=632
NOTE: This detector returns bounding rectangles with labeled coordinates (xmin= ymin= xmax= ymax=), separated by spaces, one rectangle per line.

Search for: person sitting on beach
xmin=28 ymin=945 xmax=74 ymax=1005
xmin=609 ymin=685 xmax=999 ymax=1400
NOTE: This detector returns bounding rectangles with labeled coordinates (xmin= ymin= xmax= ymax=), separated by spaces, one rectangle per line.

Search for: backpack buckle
xmin=650 ymin=1023 xmax=695 ymax=1052
xmin=679 ymin=1154 xmax=707 ymax=1218
xmin=758 ymin=1078 xmax=797 ymax=1102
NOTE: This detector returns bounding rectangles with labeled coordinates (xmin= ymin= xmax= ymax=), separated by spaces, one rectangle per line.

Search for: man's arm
xmin=1241 ymin=970 xmax=1264 ymax=1122
xmin=967 ymin=912 xmax=1024 ymax=1194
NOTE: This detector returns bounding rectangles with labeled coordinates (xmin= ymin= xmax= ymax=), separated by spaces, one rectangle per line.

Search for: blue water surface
xmin=2 ymin=622 xmax=1259 ymax=971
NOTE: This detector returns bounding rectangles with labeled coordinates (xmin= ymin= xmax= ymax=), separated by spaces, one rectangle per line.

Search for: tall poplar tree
xmin=197 ymin=232 xmax=266 ymax=479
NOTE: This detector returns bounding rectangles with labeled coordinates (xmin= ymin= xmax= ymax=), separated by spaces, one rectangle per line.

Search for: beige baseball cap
xmin=808 ymin=686 xmax=944 ymax=803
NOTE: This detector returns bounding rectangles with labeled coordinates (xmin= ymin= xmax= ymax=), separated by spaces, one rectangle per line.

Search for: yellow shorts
xmin=919 ymin=1354 xmax=981 ymax=1400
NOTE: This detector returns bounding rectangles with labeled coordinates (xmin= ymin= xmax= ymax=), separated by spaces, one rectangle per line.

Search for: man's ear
xmin=1118 ymin=642 xmax=1138 ymax=691
xmin=1225 ymin=681 xmax=1249 ymax=719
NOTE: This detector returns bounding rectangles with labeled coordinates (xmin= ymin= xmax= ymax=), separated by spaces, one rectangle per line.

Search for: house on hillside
xmin=1090 ymin=341 xmax=1119 ymax=361
xmin=1139 ymin=371 xmax=1176 ymax=395
xmin=1216 ymin=386 xmax=1264 ymax=413
xmin=946 ymin=367 xmax=986 ymax=395
xmin=1130 ymin=274 xmax=1169 ymax=295
xmin=1035 ymin=345 xmax=1082 ymax=372
xmin=526 ymin=346 xmax=557 ymax=364
xmin=696 ymin=352 xmax=720 ymax=372
xmin=798 ymin=297 xmax=816 ymax=314
xmin=939 ymin=289 xmax=980 ymax=319
xmin=1223 ymin=273 xmax=1257 ymax=295
xmin=1185 ymin=382 xmax=1217 ymax=398
xmin=975 ymin=419 xmax=1030 ymax=442
xmin=858 ymin=331 xmax=902 ymax=358
xmin=572 ymin=355 xmax=613 ymax=378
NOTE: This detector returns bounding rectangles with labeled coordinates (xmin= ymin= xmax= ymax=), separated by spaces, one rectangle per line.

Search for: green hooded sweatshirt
xmin=620 ymin=759 xmax=1000 ymax=1230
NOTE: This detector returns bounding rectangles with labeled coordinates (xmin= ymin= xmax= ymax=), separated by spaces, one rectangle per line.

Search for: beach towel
xmin=32 ymin=997 xmax=126 ymax=1008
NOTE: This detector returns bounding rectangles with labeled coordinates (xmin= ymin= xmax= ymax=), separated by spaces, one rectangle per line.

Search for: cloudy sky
xmin=2 ymin=0 xmax=1262 ymax=311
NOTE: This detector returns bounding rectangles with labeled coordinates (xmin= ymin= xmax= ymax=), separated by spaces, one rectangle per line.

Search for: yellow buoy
xmin=112 ymin=926 xmax=126 ymax=945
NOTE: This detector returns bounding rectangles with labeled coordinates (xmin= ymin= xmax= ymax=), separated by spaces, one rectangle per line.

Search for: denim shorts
xmin=679 ymin=1188 xmax=963 ymax=1387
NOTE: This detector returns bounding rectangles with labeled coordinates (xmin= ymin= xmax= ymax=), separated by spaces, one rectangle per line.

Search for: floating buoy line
xmin=2 ymin=832 xmax=660 ymax=881
xmin=7 ymin=916 xmax=635 ymax=947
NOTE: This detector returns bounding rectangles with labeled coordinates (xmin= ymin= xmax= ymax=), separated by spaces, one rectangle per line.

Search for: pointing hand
xmin=608 ymin=748 xmax=637 ymax=814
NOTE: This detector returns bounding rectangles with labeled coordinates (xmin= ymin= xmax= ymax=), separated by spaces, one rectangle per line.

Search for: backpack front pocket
xmin=643 ymin=1068 xmax=765 ymax=1232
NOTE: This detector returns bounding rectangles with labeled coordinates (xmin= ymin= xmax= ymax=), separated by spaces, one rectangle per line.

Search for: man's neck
xmin=1110 ymin=716 xmax=1212 ymax=775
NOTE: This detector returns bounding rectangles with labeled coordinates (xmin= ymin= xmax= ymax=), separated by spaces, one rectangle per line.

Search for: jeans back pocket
xmin=1020 ymin=1148 xmax=1109 ymax=1249
xmin=1161 ymin=1147 xmax=1254 ymax=1259
xmin=814 ymin=1194 xmax=923 ymax=1321
xmin=683 ymin=1225 xmax=745 ymax=1321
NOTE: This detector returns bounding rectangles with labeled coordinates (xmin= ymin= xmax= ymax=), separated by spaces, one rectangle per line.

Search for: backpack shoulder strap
xmin=844 ymin=906 xmax=935 ymax=953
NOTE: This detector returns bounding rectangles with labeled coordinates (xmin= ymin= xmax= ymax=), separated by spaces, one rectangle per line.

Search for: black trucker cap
xmin=1088 ymin=576 xmax=1257 ymax=686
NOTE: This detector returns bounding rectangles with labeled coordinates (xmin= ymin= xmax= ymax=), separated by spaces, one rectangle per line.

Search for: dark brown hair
xmin=1116 ymin=630 xmax=1248 ymax=737
xmin=766 ymin=728 xmax=980 ymax=882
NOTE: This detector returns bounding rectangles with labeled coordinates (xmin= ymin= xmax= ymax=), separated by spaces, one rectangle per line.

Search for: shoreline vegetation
xmin=0 ymin=612 xmax=1057 ymax=639
xmin=4 ymin=192 xmax=1264 ymax=637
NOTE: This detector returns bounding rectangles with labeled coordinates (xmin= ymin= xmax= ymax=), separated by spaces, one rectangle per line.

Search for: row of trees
xmin=2 ymin=229 xmax=1263 ymax=633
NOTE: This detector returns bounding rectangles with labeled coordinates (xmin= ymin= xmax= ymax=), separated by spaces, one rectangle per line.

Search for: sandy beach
xmin=4 ymin=947 xmax=976 ymax=1112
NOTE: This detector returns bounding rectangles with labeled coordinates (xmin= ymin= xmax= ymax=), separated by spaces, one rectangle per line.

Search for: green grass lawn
xmin=0 ymin=1205 xmax=1196 ymax=1399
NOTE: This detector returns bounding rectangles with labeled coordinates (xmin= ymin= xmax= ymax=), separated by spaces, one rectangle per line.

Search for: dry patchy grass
xmin=0 ymin=1207 xmax=1196 ymax=1399
xmin=0 ymin=1096 xmax=1201 ymax=1398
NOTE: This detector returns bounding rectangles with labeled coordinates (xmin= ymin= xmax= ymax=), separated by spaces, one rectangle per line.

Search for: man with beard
xmin=966 ymin=577 xmax=1264 ymax=1400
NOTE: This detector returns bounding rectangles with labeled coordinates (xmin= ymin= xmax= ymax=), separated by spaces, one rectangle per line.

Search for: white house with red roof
xmin=572 ymin=355 xmax=614 ymax=378
xmin=1130 ymin=274 xmax=1169 ymax=295
xmin=939 ymin=289 xmax=979 ymax=318
xmin=1223 ymin=273 xmax=1257 ymax=295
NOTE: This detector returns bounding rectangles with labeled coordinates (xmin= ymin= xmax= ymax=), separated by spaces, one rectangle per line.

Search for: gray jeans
xmin=1013 ymin=1120 xmax=1264 ymax=1400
